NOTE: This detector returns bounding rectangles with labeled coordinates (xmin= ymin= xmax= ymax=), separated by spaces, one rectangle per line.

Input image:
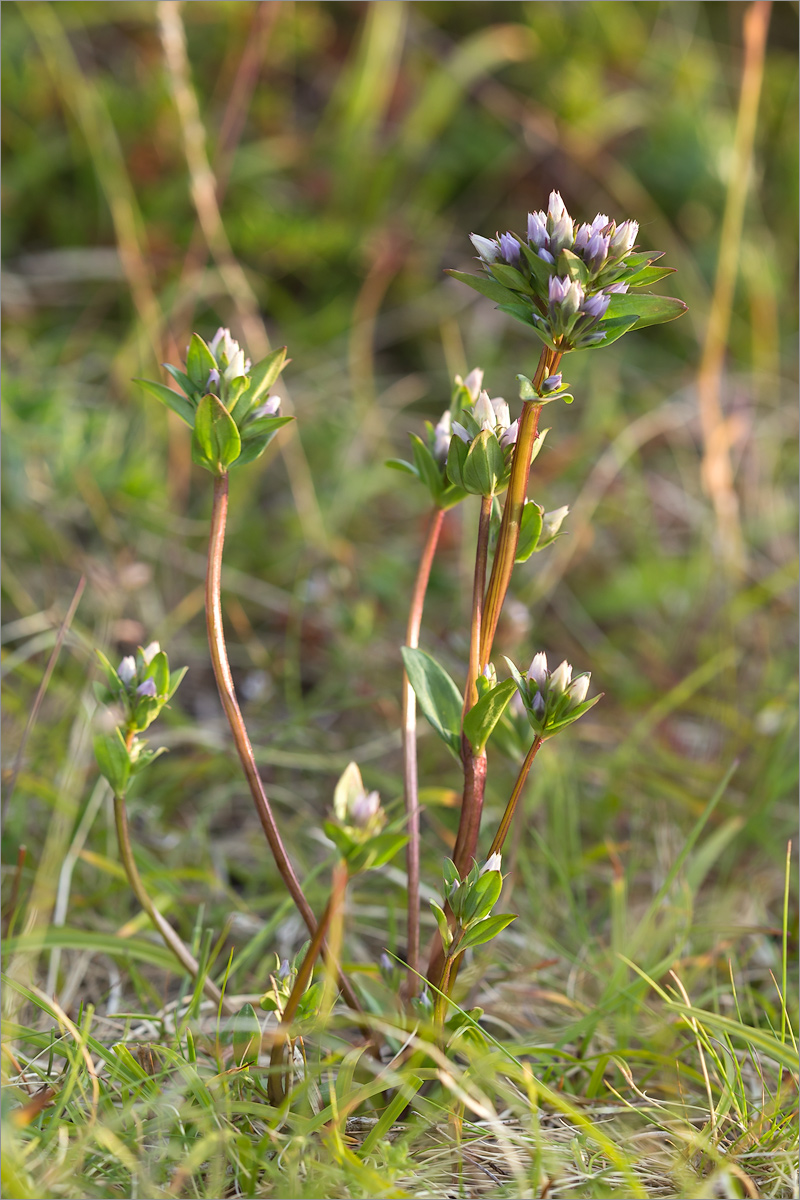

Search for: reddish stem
xmin=402 ymin=506 xmax=445 ymax=995
xmin=206 ymin=473 xmax=363 ymax=1016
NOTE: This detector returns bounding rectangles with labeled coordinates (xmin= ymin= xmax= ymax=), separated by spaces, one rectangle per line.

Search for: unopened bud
xmin=349 ymin=789 xmax=381 ymax=828
xmin=117 ymin=656 xmax=136 ymax=685
xmin=549 ymin=660 xmax=573 ymax=694
xmin=136 ymin=678 xmax=157 ymax=698
xmin=542 ymin=506 xmax=569 ymax=540
xmin=141 ymin=642 xmax=160 ymax=666
xmin=480 ymin=853 xmax=502 ymax=876
xmin=567 ymin=674 xmax=590 ymax=705
xmin=528 ymin=652 xmax=548 ymax=689
xmin=469 ymin=234 xmax=499 ymax=263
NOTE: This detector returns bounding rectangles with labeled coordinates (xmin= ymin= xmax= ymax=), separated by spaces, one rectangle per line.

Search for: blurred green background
xmin=2 ymin=1 xmax=797 ymax=999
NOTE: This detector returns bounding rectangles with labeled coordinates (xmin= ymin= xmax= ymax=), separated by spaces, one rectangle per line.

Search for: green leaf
xmin=93 ymin=729 xmax=131 ymax=795
xmin=351 ymin=832 xmax=409 ymax=872
xmin=235 ymin=418 xmax=293 ymax=466
xmin=385 ymin=458 xmax=419 ymax=479
xmin=462 ymin=869 xmax=503 ymax=925
xmin=558 ymin=248 xmax=589 ymax=285
xmin=192 ymin=393 xmax=242 ymax=474
xmin=143 ymin=650 xmax=170 ymax=696
xmin=167 ymin=666 xmax=188 ymax=701
xmin=589 ymin=313 xmax=640 ymax=348
xmin=231 ymin=1003 xmax=262 ymax=1067
xmin=623 ymin=250 xmax=665 ymax=268
xmin=323 ymin=819 xmax=357 ymax=859
xmin=487 ymin=262 xmax=535 ymax=294
xmin=463 ymin=429 xmax=504 ymax=496
xmin=463 ymin=678 xmax=517 ymax=754
xmin=458 ymin=912 xmax=517 ymax=951
xmin=445 ymin=269 xmax=517 ymax=307
xmin=515 ymin=501 xmax=544 ymax=562
xmin=161 ymin=363 xmax=195 ymax=397
xmin=186 ymin=333 xmax=218 ymax=389
xmin=605 ymin=292 xmax=688 ymax=331
xmin=623 ymin=264 xmax=676 ymax=287
xmin=401 ymin=647 xmax=462 ymax=758
xmin=231 ymin=346 xmax=288 ymax=419
xmin=95 ymin=648 xmax=122 ymax=692
xmin=430 ymin=901 xmax=453 ymax=950
xmin=411 ymin=434 xmax=445 ymax=502
xmin=134 ymin=378 xmax=196 ymax=427
xmin=518 ymin=241 xmax=555 ymax=290
xmin=445 ymin=433 xmax=468 ymax=490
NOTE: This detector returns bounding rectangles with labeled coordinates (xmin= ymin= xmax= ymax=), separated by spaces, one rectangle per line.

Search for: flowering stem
xmin=464 ymin=495 xmax=493 ymax=717
xmin=433 ymin=953 xmax=455 ymax=1027
xmin=402 ymin=506 xmax=445 ymax=996
xmin=113 ymin=782 xmax=235 ymax=1015
xmin=206 ymin=473 xmax=364 ymax=1016
xmin=268 ymin=861 xmax=348 ymax=1105
xmin=488 ymin=735 xmax=543 ymax=857
xmin=478 ymin=348 xmax=561 ymax=670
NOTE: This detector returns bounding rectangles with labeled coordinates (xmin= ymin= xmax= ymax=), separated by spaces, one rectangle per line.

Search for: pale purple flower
xmin=136 ymin=678 xmax=158 ymax=698
xmin=541 ymin=373 xmax=563 ymax=393
xmin=349 ymin=789 xmax=381 ymax=828
xmin=528 ymin=651 xmax=548 ymax=690
xmin=252 ymin=395 xmax=281 ymax=419
xmin=527 ymin=210 xmax=548 ymax=249
xmin=547 ymin=191 xmax=568 ymax=222
xmin=452 ymin=421 xmax=471 ymax=443
xmin=473 ymin=390 xmax=496 ymax=430
xmin=549 ymin=275 xmax=584 ymax=317
xmin=499 ymin=233 xmax=521 ymax=265
xmin=604 ymin=282 xmax=629 ymax=294
xmin=582 ymin=293 xmax=610 ymax=320
xmin=117 ymin=656 xmax=136 ymax=685
xmin=532 ymin=691 xmax=546 ymax=717
xmin=490 ymin=397 xmax=511 ymax=427
xmin=470 ymin=233 xmax=500 ymax=263
xmin=538 ymin=248 xmax=555 ymax=265
xmin=584 ymin=232 xmax=610 ymax=273
xmin=206 ymin=367 xmax=221 ymax=391
xmin=499 ymin=419 xmax=519 ymax=448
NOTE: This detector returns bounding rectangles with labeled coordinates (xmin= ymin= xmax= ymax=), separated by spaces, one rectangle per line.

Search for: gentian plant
xmin=95 ymin=191 xmax=685 ymax=1108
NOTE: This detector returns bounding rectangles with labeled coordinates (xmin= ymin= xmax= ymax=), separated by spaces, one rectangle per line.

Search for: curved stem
xmin=479 ymin=348 xmax=561 ymax=670
xmin=488 ymin=736 xmax=543 ymax=857
xmin=402 ymin=506 xmax=445 ymax=995
xmin=114 ymin=791 xmax=235 ymax=1015
xmin=206 ymin=473 xmax=363 ymax=1016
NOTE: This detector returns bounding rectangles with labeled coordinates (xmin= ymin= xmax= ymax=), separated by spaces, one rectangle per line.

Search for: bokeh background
xmin=2 ymin=1 xmax=797 ymax=1012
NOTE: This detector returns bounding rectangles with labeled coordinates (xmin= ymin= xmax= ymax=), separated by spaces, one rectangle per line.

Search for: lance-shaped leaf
xmin=462 ymin=429 xmax=505 ymax=496
xmin=401 ymin=647 xmax=462 ymax=758
xmin=192 ymin=393 xmax=242 ymax=474
xmin=461 ymin=868 xmax=503 ymax=925
xmin=231 ymin=1003 xmax=262 ymax=1067
xmin=588 ymin=313 xmax=640 ymax=349
xmin=487 ymin=262 xmax=535 ymax=295
xmin=186 ymin=333 xmax=218 ymax=390
xmin=458 ymin=912 xmax=517 ymax=952
xmin=134 ymin=379 xmax=195 ymax=427
xmin=515 ymin=502 xmax=544 ymax=562
xmin=605 ymin=292 xmax=688 ymax=331
xmin=236 ymin=416 xmax=294 ymax=467
xmin=463 ymin=678 xmax=517 ymax=754
xmin=94 ymin=729 xmax=131 ymax=795
xmin=445 ymin=269 xmax=518 ymax=307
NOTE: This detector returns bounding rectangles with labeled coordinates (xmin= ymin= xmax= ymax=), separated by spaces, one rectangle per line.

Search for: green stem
xmin=478 ymin=348 xmax=561 ymax=670
xmin=113 ymin=789 xmax=235 ymax=1015
xmin=268 ymin=862 xmax=347 ymax=1105
xmin=488 ymin=736 xmax=543 ymax=857
xmin=402 ymin=506 xmax=445 ymax=996
xmin=206 ymin=473 xmax=364 ymax=1016
xmin=433 ymin=954 xmax=454 ymax=1027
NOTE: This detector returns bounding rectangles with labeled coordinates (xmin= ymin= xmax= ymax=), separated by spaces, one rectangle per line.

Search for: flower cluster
xmin=93 ymin=642 xmax=187 ymax=795
xmin=136 ymin=329 xmax=292 ymax=474
xmin=445 ymin=379 xmax=534 ymax=498
xmin=323 ymin=761 xmax=407 ymax=873
xmin=504 ymin=650 xmax=601 ymax=738
xmin=430 ymin=855 xmax=516 ymax=955
xmin=451 ymin=191 xmax=686 ymax=357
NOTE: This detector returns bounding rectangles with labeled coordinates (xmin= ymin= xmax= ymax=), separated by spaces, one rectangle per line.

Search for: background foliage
xmin=1 ymin=3 xmax=797 ymax=1197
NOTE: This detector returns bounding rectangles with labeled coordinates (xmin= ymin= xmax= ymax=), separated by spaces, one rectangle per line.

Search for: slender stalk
xmin=479 ymin=347 xmax=561 ymax=670
xmin=402 ymin=506 xmax=445 ymax=994
xmin=113 ymin=788 xmax=234 ymax=1015
xmin=433 ymin=955 xmax=454 ymax=1027
xmin=206 ymin=473 xmax=364 ymax=1015
xmin=268 ymin=861 xmax=348 ymax=1105
xmin=488 ymin=736 xmax=543 ymax=857
xmin=463 ymin=495 xmax=493 ymax=718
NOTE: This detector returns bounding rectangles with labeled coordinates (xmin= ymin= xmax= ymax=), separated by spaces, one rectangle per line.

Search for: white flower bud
xmin=527 ymin=651 xmax=548 ymax=689
xmin=117 ymin=656 xmax=136 ymax=685
xmin=349 ymin=789 xmax=381 ymax=828
xmin=566 ymin=674 xmax=590 ymax=705
xmin=473 ymin=390 xmax=496 ymax=431
xmin=480 ymin=852 xmax=502 ymax=876
xmin=141 ymin=642 xmax=160 ymax=666
xmin=461 ymin=367 xmax=484 ymax=401
xmin=549 ymin=660 xmax=573 ymax=694
xmin=490 ymin=397 xmax=511 ymax=429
